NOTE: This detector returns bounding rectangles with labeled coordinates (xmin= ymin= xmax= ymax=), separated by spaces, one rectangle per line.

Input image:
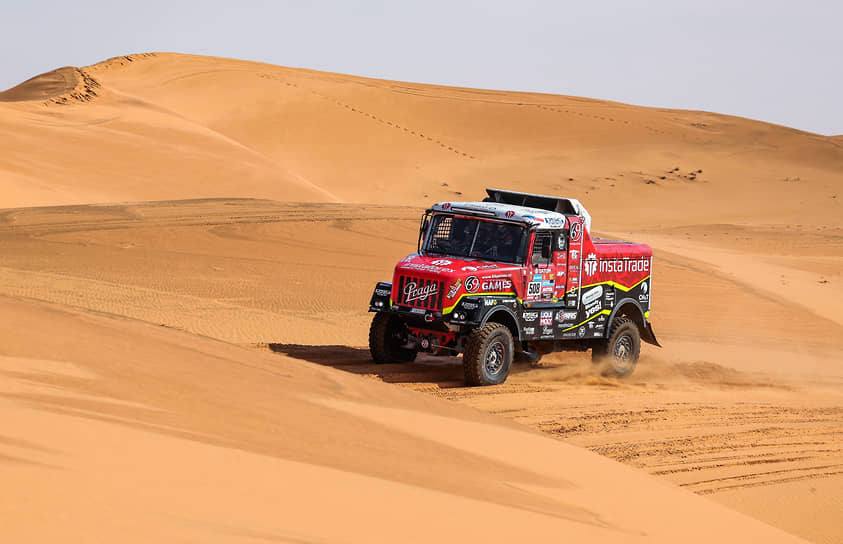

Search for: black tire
xmin=369 ymin=313 xmax=417 ymax=364
xmin=592 ymin=316 xmax=640 ymax=377
xmin=463 ymin=323 xmax=514 ymax=386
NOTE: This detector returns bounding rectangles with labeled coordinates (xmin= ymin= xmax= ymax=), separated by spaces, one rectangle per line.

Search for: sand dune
xmin=2 ymin=53 xmax=841 ymax=227
xmin=0 ymin=295 xmax=808 ymax=543
xmin=1 ymin=53 xmax=841 ymax=543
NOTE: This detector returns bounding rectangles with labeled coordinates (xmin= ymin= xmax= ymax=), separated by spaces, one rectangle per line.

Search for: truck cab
xmin=368 ymin=188 xmax=660 ymax=385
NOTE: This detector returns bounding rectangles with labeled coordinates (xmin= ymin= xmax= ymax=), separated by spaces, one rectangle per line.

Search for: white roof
xmin=430 ymin=200 xmax=592 ymax=232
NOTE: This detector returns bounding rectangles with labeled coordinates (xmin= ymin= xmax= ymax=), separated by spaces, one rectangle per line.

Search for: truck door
xmin=553 ymin=229 xmax=568 ymax=302
xmin=528 ymin=231 xmax=556 ymax=302
xmin=563 ymin=217 xmax=584 ymax=308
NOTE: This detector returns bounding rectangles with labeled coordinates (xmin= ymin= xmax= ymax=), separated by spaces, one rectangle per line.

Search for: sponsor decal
xmin=442 ymin=202 xmax=451 ymax=210
xmin=461 ymin=301 xmax=479 ymax=310
xmin=540 ymin=311 xmax=553 ymax=326
xmin=411 ymin=308 xmax=426 ymax=314
xmin=584 ymin=253 xmax=598 ymax=276
xmin=524 ymin=215 xmax=545 ymax=223
xmin=582 ymin=285 xmax=603 ymax=305
xmin=570 ymin=250 xmax=579 ymax=261
xmin=585 ymin=257 xmax=651 ymax=277
xmin=404 ymin=281 xmax=439 ymax=303
xmin=465 ymin=276 xmax=480 ymax=292
xmin=505 ymin=210 xmax=515 ymax=218
xmin=477 ymin=264 xmax=499 ymax=270
xmin=547 ymin=217 xmax=565 ymax=228
xmin=585 ymin=299 xmax=602 ymax=318
xmin=462 ymin=266 xmax=478 ymax=272
xmin=431 ymin=259 xmax=452 ymax=266
xmin=588 ymin=321 xmax=595 ymax=329
xmin=564 ymin=311 xmax=578 ymax=321
xmin=447 ymin=278 xmax=462 ymax=299
xmin=527 ymin=282 xmax=541 ymax=297
xmin=532 ymin=274 xmax=542 ymax=281
xmin=639 ymin=281 xmax=650 ymax=302
xmin=524 ymin=327 xmax=535 ymax=335
xmin=400 ymin=263 xmax=455 ymax=273
xmin=578 ymin=326 xmax=586 ymax=338
xmin=522 ymin=312 xmax=538 ymax=321
xmin=375 ymin=288 xmax=390 ymax=297
xmin=542 ymin=327 xmax=554 ymax=336
xmin=567 ymin=299 xmax=577 ymax=307
xmin=562 ymin=331 xmax=579 ymax=338
xmin=570 ymin=222 xmax=582 ymax=241
xmin=484 ymin=298 xmax=497 ymax=306
xmin=541 ymin=286 xmax=554 ymax=294
xmin=482 ymin=278 xmax=512 ymax=291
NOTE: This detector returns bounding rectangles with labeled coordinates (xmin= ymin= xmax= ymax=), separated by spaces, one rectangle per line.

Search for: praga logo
xmin=465 ymin=276 xmax=480 ymax=292
xmin=404 ymin=281 xmax=438 ymax=303
xmin=442 ymin=203 xmax=451 ymax=210
xmin=570 ymin=222 xmax=582 ymax=242
xmin=505 ymin=210 xmax=515 ymax=218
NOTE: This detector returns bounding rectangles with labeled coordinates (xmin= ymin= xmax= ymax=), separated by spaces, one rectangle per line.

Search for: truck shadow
xmin=266 ymin=343 xmax=468 ymax=388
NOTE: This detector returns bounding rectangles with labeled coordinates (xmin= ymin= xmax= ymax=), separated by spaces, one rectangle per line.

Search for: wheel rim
xmin=485 ymin=341 xmax=505 ymax=376
xmin=612 ymin=334 xmax=634 ymax=371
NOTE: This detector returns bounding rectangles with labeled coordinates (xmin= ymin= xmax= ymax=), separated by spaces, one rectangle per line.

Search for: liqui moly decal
xmin=404 ymin=281 xmax=438 ymax=303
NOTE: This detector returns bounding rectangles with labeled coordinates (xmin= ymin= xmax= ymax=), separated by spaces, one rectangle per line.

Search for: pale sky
xmin=2 ymin=1 xmax=841 ymax=135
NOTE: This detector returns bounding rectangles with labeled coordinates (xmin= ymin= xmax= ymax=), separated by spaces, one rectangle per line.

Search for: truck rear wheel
xmin=592 ymin=316 xmax=640 ymax=377
xmin=369 ymin=313 xmax=417 ymax=364
xmin=463 ymin=323 xmax=514 ymax=386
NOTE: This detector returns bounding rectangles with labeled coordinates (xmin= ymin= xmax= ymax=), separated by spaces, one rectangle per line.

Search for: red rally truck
xmin=368 ymin=188 xmax=661 ymax=386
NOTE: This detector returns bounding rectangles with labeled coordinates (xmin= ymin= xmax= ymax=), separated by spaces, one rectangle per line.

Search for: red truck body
xmin=369 ymin=189 xmax=659 ymax=385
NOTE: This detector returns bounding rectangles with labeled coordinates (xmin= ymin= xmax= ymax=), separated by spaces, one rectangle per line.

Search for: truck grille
xmin=395 ymin=275 xmax=445 ymax=310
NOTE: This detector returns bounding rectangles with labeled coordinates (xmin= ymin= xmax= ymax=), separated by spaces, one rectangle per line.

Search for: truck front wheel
xmin=463 ymin=323 xmax=514 ymax=386
xmin=369 ymin=313 xmax=418 ymax=364
xmin=592 ymin=316 xmax=640 ymax=377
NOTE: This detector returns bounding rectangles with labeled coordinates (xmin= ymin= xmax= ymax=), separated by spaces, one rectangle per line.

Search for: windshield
xmin=424 ymin=214 xmax=526 ymax=263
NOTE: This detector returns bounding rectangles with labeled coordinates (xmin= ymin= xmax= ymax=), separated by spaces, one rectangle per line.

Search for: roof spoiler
xmin=484 ymin=188 xmax=592 ymax=232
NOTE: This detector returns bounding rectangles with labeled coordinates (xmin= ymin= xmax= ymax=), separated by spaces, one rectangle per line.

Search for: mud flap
xmin=641 ymin=322 xmax=662 ymax=347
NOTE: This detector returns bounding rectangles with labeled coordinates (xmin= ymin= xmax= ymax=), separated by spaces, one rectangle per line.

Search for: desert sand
xmin=1 ymin=53 xmax=841 ymax=543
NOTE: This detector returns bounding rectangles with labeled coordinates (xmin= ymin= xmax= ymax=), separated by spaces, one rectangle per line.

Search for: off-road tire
xmin=463 ymin=323 xmax=514 ymax=386
xmin=369 ymin=313 xmax=417 ymax=364
xmin=592 ymin=316 xmax=640 ymax=377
